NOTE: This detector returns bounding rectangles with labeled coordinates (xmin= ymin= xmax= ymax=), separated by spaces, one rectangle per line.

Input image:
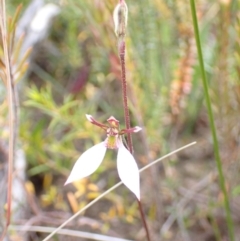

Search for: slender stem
xmin=118 ymin=41 xmax=133 ymax=153
xmin=189 ymin=0 xmax=235 ymax=240
xmin=118 ymin=39 xmax=151 ymax=241
xmin=0 ymin=0 xmax=15 ymax=239
xmin=137 ymin=200 xmax=151 ymax=241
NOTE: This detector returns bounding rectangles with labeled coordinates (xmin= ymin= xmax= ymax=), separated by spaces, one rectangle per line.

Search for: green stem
xmin=189 ymin=0 xmax=235 ymax=240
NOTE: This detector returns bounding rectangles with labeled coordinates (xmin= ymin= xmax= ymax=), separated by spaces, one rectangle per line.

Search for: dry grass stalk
xmin=0 ymin=2 xmax=26 ymax=240
xmin=0 ymin=0 xmax=16 ymax=239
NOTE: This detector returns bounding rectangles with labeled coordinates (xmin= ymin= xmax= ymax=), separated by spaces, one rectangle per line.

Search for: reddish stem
xmin=119 ymin=40 xmax=133 ymax=153
xmin=118 ymin=40 xmax=151 ymax=241
xmin=137 ymin=200 xmax=151 ymax=241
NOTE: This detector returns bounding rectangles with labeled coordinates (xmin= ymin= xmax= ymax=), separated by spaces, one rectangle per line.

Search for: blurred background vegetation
xmin=1 ymin=0 xmax=240 ymax=240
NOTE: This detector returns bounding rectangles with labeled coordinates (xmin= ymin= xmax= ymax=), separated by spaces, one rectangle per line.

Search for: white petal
xmin=65 ymin=142 xmax=107 ymax=185
xmin=117 ymin=144 xmax=140 ymax=200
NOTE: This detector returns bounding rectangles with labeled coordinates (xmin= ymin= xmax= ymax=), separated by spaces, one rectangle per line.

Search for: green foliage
xmin=23 ymin=85 xmax=103 ymax=174
xmin=3 ymin=0 xmax=240 ymax=240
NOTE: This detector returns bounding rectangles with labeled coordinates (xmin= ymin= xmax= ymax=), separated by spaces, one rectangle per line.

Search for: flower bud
xmin=113 ymin=1 xmax=128 ymax=39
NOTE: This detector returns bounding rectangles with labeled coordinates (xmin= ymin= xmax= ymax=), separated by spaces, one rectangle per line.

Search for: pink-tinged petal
xmin=117 ymin=144 xmax=140 ymax=200
xmin=120 ymin=126 xmax=142 ymax=135
xmin=65 ymin=142 xmax=107 ymax=185
xmin=107 ymin=116 xmax=119 ymax=128
xmin=85 ymin=114 xmax=108 ymax=130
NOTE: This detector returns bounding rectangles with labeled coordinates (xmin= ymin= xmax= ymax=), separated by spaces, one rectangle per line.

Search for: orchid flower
xmin=65 ymin=115 xmax=142 ymax=200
